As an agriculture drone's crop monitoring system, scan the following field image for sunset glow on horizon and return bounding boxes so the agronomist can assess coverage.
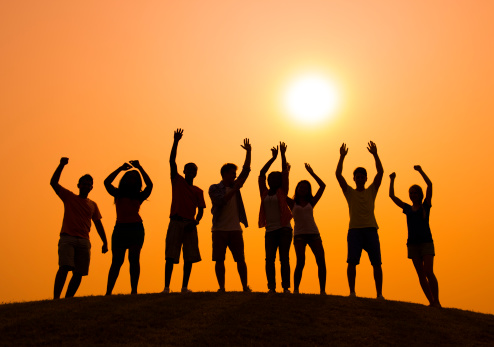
[1,1,494,316]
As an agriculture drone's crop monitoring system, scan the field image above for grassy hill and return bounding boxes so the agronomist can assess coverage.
[1,292,493,346]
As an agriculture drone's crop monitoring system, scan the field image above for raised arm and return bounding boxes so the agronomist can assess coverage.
[170,128,183,180]
[414,165,432,202]
[130,160,153,202]
[306,164,326,207]
[104,163,132,197]
[389,172,405,208]
[258,146,278,196]
[280,142,289,194]
[336,143,348,192]
[236,138,252,186]
[93,219,108,254]
[50,157,69,195]
[367,141,384,190]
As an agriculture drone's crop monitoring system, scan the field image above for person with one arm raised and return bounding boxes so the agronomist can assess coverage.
[50,157,108,299]
[163,128,206,293]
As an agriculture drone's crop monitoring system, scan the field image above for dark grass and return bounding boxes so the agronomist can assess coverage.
[1,292,493,346]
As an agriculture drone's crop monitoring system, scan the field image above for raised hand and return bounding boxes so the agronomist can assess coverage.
[340,143,348,156]
[270,146,279,159]
[280,142,287,155]
[241,138,251,152]
[367,141,378,155]
[389,172,396,179]
[305,163,314,175]
[174,128,184,142]
[60,157,69,166]
[130,160,141,168]
[121,162,133,171]
[414,165,422,172]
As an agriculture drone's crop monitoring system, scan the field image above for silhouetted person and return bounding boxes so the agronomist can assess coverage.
[287,164,327,295]
[209,139,251,292]
[163,129,205,293]
[258,142,293,293]
[336,141,384,299]
[389,166,441,307]
[50,157,108,299]
[105,160,153,295]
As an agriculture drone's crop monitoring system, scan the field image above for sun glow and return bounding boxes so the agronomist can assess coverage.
[283,74,339,124]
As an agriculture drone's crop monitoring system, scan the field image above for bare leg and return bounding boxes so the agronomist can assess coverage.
[372,264,383,297]
[128,246,142,294]
[423,255,440,307]
[308,239,326,294]
[65,273,82,298]
[237,260,248,290]
[164,260,174,289]
[54,267,69,299]
[347,264,357,295]
[182,262,193,289]
[293,240,306,292]
[215,261,225,290]
[412,257,434,305]
[106,248,126,295]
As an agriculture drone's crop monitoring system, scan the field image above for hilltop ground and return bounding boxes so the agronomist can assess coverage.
[1,292,493,346]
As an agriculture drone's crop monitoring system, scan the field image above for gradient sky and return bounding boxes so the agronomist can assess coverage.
[1,1,493,314]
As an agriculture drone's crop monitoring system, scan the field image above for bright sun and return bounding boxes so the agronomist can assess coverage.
[283,74,339,124]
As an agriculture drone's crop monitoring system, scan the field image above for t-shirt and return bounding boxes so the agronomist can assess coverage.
[292,203,319,235]
[58,186,102,240]
[170,174,206,220]
[116,198,142,223]
[212,187,241,231]
[264,194,283,232]
[402,200,433,245]
[344,183,379,230]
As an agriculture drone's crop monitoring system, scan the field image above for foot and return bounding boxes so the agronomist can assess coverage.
[217,288,225,293]
[243,286,252,293]
[283,289,291,294]
[320,291,326,295]
[268,289,276,294]
[162,287,170,294]
[293,289,299,294]
[181,288,192,293]
[348,292,356,298]
[376,294,385,300]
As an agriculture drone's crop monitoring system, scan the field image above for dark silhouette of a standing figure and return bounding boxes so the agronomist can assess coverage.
[389,166,441,307]
[287,164,327,295]
[50,157,108,299]
[336,141,384,299]
[209,139,252,292]
[105,160,153,295]
[258,142,293,293]
[163,129,206,293]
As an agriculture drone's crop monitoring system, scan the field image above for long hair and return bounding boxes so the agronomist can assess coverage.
[293,180,313,205]
[116,170,142,201]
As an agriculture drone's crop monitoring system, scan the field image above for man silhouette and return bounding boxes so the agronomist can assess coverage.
[50,157,108,299]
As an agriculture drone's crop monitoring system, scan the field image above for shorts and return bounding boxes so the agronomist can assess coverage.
[347,227,382,266]
[58,234,91,276]
[112,222,145,250]
[212,230,245,262]
[165,220,201,264]
[407,242,435,259]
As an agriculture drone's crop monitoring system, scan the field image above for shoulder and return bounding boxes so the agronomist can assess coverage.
[402,203,412,213]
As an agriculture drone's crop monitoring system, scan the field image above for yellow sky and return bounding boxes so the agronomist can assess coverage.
[1,1,493,314]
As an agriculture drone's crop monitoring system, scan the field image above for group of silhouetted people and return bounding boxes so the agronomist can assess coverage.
[50,129,440,308]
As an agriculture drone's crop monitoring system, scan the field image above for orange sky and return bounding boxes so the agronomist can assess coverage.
[1,1,493,314]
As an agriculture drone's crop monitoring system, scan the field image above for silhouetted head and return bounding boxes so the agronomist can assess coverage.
[77,174,93,196]
[221,163,238,186]
[183,162,198,180]
[409,184,424,204]
[267,171,282,191]
[294,180,313,205]
[353,167,367,189]
[118,170,142,199]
